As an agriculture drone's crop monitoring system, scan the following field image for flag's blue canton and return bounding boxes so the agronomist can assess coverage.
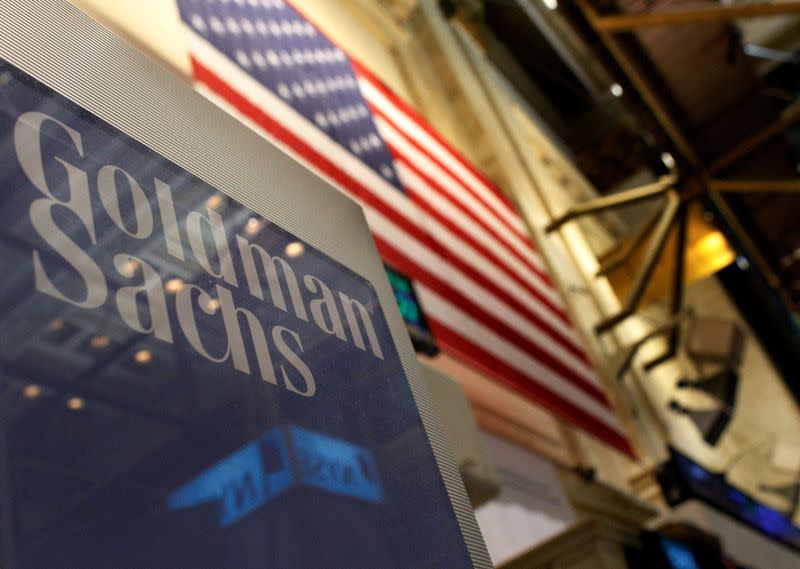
[177,0,404,192]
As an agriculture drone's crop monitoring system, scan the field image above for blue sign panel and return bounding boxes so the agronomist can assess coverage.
[0,59,474,569]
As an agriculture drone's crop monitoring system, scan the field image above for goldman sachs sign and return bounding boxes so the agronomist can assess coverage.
[15,106,385,398]
[0,3,489,568]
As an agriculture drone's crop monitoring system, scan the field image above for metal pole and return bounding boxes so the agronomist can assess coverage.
[596,204,663,277]
[594,3,800,31]
[643,204,688,371]
[710,101,800,173]
[709,179,800,194]
[545,174,677,232]
[707,190,781,288]
[595,191,681,334]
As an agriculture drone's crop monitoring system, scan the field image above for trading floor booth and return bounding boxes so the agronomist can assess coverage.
[0,2,491,569]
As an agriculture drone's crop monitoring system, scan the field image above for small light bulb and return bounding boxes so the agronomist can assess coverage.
[542,0,558,10]
[205,298,221,313]
[119,259,139,278]
[610,83,623,97]
[133,349,153,364]
[90,335,110,349]
[23,384,42,399]
[206,194,224,210]
[67,397,85,411]
[661,151,676,169]
[244,217,262,235]
[165,278,184,294]
[285,242,305,258]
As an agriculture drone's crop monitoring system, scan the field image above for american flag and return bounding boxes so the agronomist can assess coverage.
[175,0,630,454]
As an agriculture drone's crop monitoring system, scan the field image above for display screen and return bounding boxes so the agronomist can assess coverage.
[671,450,800,550]
[0,59,473,569]
[660,537,702,569]
[384,265,437,355]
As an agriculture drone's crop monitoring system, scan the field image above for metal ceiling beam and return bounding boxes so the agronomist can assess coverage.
[595,190,680,334]
[709,179,800,193]
[710,101,800,173]
[643,204,687,371]
[596,205,663,277]
[575,0,703,167]
[574,0,790,303]
[707,190,782,288]
[544,174,677,232]
[594,2,800,32]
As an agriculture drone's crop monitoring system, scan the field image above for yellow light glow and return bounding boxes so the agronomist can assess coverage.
[23,384,42,399]
[695,231,727,255]
[206,194,224,210]
[205,298,220,313]
[133,350,152,364]
[119,258,140,278]
[90,335,111,349]
[165,278,184,294]
[48,318,64,332]
[67,397,85,411]
[244,217,262,235]
[285,242,305,258]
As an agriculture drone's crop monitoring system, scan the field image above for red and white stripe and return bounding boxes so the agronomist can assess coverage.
[183,26,631,454]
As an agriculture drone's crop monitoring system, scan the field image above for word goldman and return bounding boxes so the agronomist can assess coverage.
[14,112,385,397]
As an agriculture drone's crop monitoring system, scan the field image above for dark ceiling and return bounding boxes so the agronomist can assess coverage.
[481,0,800,312]
[482,0,665,191]
[589,0,800,309]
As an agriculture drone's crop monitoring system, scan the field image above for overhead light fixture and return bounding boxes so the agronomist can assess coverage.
[610,83,623,97]
[661,151,676,169]
[542,0,558,10]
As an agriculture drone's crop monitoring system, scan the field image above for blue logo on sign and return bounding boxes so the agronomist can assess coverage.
[168,426,382,527]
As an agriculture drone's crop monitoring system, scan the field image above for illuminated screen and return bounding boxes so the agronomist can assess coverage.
[384,265,437,354]
[670,450,800,550]
[660,537,701,569]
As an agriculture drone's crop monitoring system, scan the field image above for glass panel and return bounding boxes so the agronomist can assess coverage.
[0,59,472,569]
